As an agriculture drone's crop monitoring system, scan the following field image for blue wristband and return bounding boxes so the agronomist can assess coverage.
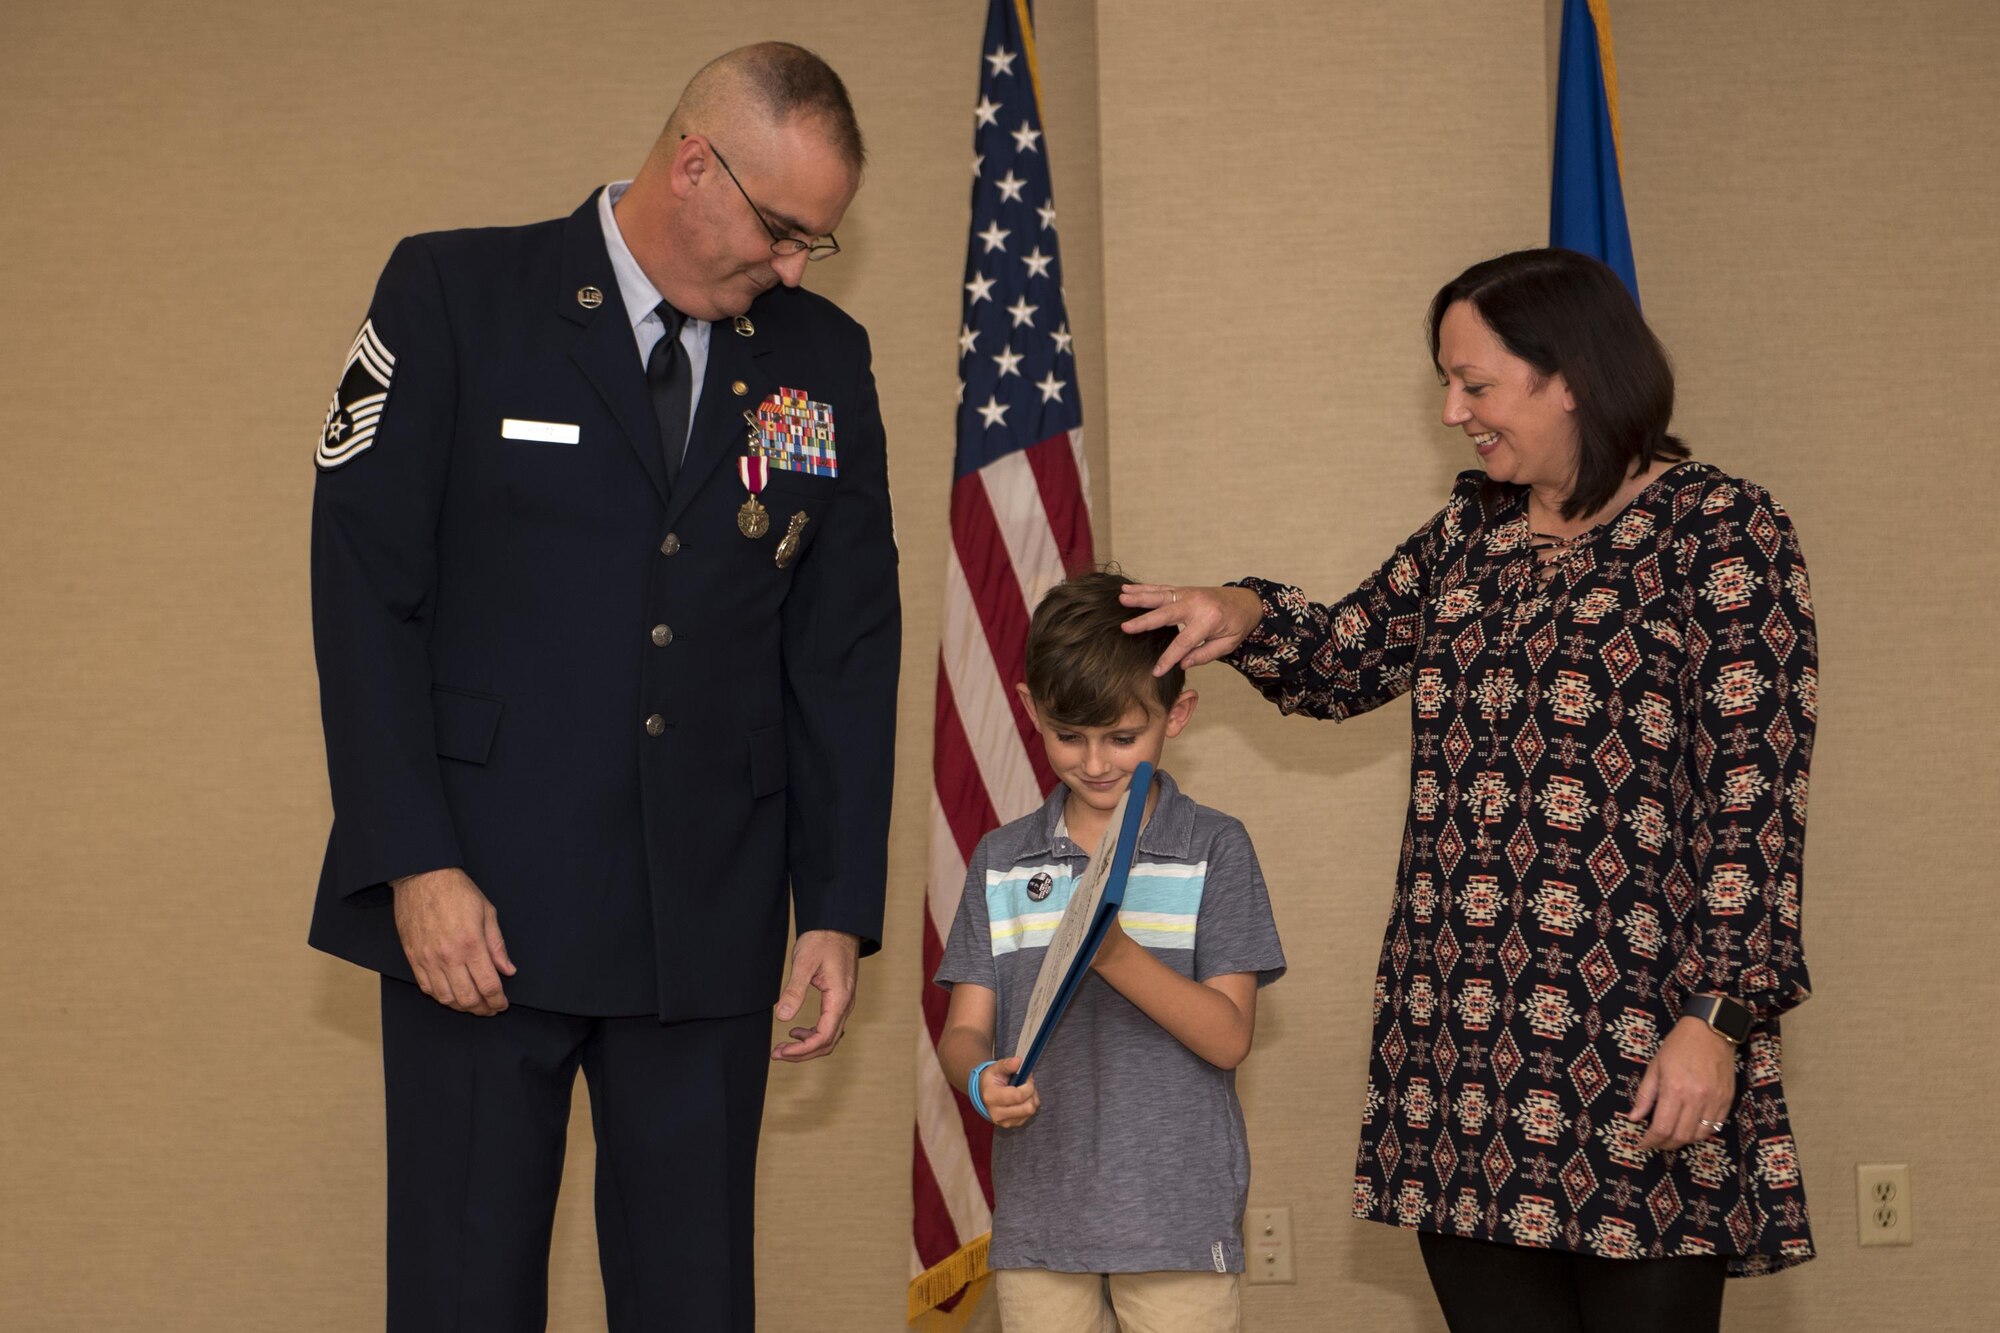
[967,1059,1000,1122]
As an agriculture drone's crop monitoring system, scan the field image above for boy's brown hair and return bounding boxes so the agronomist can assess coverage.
[1023,570,1186,727]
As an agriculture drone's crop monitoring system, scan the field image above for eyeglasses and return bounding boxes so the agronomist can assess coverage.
[689,135,841,261]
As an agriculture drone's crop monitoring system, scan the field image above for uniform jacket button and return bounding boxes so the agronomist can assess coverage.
[650,624,673,647]
[660,533,681,555]
[644,714,665,737]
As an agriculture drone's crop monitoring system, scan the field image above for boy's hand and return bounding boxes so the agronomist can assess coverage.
[980,1056,1041,1129]
[1089,915,1133,974]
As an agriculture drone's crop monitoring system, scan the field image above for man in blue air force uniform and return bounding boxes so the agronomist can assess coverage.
[307,42,899,1332]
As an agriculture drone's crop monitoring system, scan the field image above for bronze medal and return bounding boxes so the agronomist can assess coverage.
[737,414,771,537]
[774,511,809,568]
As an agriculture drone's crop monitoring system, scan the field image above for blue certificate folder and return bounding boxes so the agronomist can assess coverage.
[1010,762,1153,1084]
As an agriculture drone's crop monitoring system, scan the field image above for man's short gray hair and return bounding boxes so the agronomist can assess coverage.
[668,42,866,173]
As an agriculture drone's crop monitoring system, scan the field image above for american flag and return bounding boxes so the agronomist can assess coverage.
[909,0,1093,1321]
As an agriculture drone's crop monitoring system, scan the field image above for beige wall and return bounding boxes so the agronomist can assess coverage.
[1614,4,2000,1325]
[0,3,1106,1328]
[1094,1,2000,1329]
[1094,6,1552,1328]
[1,1,1993,1329]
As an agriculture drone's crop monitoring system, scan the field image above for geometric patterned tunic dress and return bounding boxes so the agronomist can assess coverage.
[1227,463,1817,1274]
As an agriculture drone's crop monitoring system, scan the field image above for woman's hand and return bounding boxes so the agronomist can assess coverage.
[1118,583,1265,675]
[1625,1016,1739,1151]
[979,1055,1041,1129]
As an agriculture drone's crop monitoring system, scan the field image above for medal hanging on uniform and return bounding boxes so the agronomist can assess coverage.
[737,411,770,538]
[738,456,770,537]
[774,511,808,568]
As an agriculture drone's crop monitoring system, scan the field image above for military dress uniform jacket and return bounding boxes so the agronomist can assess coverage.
[307,191,901,1019]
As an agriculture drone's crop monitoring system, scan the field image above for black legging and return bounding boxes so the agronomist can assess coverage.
[1419,1232,1727,1333]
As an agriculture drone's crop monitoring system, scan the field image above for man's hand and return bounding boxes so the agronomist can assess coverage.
[771,929,861,1063]
[391,867,516,1016]
[1626,1015,1739,1151]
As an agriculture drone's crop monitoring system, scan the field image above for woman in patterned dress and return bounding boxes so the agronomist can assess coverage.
[1121,249,1816,1333]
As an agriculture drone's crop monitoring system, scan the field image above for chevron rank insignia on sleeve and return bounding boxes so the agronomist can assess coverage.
[316,319,396,470]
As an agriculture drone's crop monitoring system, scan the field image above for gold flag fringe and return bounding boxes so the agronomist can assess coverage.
[907,1231,992,1328]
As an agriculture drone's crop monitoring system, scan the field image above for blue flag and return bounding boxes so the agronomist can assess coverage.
[1551,0,1639,302]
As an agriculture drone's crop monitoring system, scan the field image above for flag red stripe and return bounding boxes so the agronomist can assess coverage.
[923,673,1005,1191]
[912,1123,964,1272]
[921,909,997,1190]
[949,472,1060,794]
[1023,432,1094,571]
[932,667,1000,868]
[926,667,1008,1161]
[919,8,1089,1301]
[920,909,951,1039]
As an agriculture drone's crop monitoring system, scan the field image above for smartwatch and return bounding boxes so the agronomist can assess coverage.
[1684,993,1753,1045]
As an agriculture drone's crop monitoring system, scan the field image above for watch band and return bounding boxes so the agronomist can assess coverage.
[1685,993,1752,1044]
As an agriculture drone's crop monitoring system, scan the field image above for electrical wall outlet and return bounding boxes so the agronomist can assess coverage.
[1856,1163,1913,1246]
[1245,1205,1294,1284]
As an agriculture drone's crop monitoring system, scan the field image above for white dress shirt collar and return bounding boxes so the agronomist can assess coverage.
[596,182,712,403]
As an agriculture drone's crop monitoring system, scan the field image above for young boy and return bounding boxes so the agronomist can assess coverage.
[935,570,1286,1333]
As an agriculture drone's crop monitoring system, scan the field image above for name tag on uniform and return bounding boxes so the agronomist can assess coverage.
[501,418,581,444]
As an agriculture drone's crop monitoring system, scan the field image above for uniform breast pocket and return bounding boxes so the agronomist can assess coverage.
[763,467,837,503]
[478,407,637,527]
[761,468,837,563]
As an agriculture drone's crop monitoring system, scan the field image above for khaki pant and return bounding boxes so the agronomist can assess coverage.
[994,1268,1242,1333]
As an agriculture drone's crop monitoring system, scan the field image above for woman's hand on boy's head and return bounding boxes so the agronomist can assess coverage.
[982,1056,1041,1129]
[1118,583,1263,674]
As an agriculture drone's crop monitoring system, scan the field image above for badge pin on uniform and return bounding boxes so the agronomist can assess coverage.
[774,512,808,568]
[737,411,770,538]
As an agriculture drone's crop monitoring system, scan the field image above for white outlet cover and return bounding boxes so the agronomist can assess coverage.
[1246,1205,1295,1284]
[1856,1163,1913,1247]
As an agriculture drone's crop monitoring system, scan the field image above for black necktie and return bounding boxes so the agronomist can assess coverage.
[646,302,693,491]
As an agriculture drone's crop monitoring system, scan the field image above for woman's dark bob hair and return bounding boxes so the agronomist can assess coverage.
[1428,248,1687,522]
